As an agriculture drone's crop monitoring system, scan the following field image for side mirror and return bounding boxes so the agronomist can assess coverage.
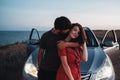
[101,40,114,47]
[28,39,40,45]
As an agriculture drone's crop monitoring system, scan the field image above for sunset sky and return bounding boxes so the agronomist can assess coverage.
[0,0,120,30]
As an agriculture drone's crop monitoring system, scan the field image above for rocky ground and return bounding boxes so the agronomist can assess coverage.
[107,49,120,80]
[0,42,27,80]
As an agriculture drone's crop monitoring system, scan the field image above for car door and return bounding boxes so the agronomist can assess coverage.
[27,28,40,56]
[101,30,119,54]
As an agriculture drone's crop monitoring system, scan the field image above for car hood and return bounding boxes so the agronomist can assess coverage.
[80,47,106,73]
[31,47,107,74]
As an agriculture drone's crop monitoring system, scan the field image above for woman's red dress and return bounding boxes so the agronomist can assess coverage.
[56,47,82,80]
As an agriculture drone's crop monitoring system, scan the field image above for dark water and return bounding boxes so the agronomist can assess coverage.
[0,31,45,45]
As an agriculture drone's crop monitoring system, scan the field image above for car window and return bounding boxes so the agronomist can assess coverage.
[85,28,98,47]
[103,30,116,43]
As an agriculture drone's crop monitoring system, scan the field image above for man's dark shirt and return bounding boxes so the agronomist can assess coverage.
[40,30,65,71]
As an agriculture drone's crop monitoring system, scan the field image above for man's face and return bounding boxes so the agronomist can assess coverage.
[60,29,70,34]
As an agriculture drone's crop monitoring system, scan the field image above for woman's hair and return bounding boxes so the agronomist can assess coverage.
[70,23,87,44]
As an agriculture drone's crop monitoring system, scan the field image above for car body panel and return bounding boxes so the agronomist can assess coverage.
[81,47,106,73]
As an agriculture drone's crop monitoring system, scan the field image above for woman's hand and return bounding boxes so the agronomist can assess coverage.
[69,77,74,80]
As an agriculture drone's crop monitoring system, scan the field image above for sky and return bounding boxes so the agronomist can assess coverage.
[0,0,120,31]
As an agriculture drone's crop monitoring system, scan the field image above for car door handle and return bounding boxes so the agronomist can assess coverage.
[116,45,119,48]
[115,45,119,50]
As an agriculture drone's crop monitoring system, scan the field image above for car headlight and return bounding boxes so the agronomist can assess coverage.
[95,57,114,80]
[24,55,38,78]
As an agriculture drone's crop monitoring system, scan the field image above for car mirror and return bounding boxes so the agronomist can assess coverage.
[101,40,114,47]
[29,39,40,45]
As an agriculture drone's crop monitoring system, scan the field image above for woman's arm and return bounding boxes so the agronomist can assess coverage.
[60,56,74,80]
[37,48,44,69]
[81,42,88,62]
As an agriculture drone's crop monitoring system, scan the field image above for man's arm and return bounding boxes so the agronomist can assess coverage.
[37,48,44,69]
[57,40,80,50]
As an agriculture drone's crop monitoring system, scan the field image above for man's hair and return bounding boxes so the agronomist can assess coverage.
[54,16,71,30]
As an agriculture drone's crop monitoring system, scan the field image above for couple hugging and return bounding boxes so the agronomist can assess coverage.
[37,16,88,80]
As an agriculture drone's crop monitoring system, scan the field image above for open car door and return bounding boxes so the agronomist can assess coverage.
[101,30,119,54]
[27,28,40,56]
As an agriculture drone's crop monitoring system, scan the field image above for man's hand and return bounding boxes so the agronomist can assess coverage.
[57,40,68,50]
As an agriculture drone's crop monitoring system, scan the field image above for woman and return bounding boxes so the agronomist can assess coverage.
[56,23,88,80]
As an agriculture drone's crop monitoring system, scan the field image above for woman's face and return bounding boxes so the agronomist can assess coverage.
[69,26,80,39]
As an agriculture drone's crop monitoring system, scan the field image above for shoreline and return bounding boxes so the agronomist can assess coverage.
[0,41,26,47]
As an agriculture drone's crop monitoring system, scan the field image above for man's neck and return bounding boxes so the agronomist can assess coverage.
[65,35,71,42]
[52,28,60,35]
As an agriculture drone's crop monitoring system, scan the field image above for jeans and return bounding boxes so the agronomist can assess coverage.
[38,68,57,80]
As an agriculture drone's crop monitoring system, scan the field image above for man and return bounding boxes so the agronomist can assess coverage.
[37,16,79,80]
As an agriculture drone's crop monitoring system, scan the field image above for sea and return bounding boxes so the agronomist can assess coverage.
[0,31,45,46]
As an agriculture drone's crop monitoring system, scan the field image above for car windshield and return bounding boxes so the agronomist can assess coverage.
[84,27,98,47]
